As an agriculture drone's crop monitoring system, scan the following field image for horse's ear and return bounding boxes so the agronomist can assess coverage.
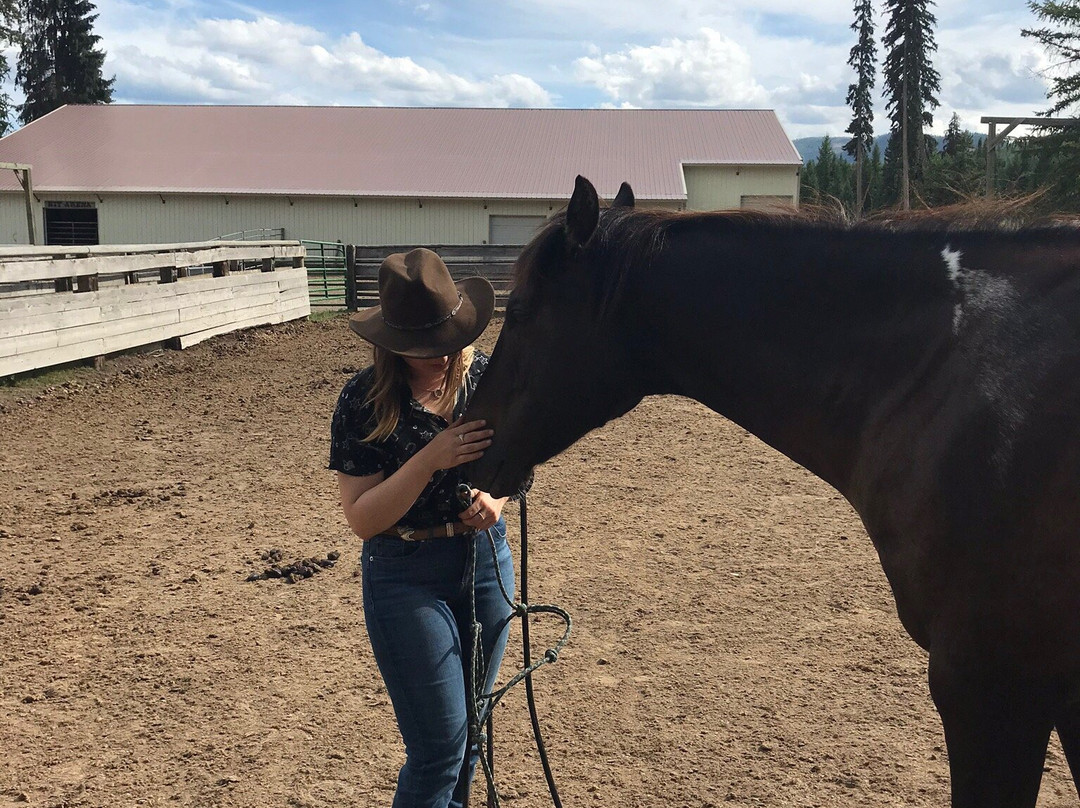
[565,175,600,250]
[612,181,635,208]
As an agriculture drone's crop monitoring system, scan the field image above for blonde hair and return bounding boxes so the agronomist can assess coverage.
[362,345,474,442]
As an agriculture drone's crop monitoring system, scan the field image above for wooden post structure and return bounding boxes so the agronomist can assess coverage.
[1,162,37,244]
[982,116,1080,197]
[345,244,358,311]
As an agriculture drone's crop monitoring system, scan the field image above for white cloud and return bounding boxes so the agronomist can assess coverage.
[574,28,769,108]
[96,3,552,108]
[10,0,1053,143]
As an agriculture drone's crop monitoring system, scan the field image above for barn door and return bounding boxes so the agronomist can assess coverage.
[488,215,545,245]
[44,203,100,245]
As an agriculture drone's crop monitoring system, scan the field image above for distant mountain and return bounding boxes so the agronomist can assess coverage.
[793,132,987,164]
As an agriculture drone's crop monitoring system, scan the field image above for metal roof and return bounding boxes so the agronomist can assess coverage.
[0,105,801,201]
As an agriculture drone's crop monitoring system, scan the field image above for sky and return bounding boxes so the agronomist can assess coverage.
[3,0,1061,140]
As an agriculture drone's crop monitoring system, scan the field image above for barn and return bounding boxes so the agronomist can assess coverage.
[0,105,801,247]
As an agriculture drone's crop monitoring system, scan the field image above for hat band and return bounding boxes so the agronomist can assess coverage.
[382,293,464,331]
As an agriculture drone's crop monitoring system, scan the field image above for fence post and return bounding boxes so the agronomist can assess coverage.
[345,244,358,311]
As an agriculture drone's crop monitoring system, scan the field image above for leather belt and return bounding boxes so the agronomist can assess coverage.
[377,521,474,542]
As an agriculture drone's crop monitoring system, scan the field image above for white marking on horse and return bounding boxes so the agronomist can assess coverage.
[942,243,1032,473]
[944,244,1018,336]
[942,245,963,283]
[942,245,965,332]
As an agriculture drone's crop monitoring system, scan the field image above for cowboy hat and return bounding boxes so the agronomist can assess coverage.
[348,248,495,358]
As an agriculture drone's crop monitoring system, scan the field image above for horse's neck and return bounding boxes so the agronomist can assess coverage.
[632,225,952,492]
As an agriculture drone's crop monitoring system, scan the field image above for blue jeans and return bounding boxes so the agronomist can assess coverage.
[362,519,515,808]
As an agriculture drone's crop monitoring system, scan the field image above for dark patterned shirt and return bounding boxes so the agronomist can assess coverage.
[329,351,490,530]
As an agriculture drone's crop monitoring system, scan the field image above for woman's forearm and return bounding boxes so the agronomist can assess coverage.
[343,452,438,539]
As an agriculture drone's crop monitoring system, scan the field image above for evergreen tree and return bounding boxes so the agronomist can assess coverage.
[16,0,114,126]
[882,0,942,208]
[815,135,839,198]
[802,136,856,210]
[866,141,885,211]
[1022,0,1080,209]
[0,0,19,134]
[801,159,818,202]
[924,112,981,204]
[882,132,903,207]
[941,113,969,157]
[843,0,876,215]
[1023,0,1080,115]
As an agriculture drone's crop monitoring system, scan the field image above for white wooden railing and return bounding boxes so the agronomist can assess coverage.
[0,240,309,377]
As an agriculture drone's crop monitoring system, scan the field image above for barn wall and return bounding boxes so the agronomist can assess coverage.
[0,193,559,246]
[0,192,685,247]
[0,192,46,244]
[683,165,801,211]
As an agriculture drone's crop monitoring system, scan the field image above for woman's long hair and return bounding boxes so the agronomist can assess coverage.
[362,346,474,442]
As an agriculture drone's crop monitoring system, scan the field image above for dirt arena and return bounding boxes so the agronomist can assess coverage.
[0,315,1075,808]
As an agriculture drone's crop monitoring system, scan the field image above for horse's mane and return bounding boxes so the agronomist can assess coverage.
[514,198,1080,313]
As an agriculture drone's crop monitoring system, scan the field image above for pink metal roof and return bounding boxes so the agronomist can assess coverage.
[0,105,801,200]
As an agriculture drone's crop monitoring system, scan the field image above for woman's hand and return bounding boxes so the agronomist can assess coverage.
[458,488,508,531]
[419,418,493,472]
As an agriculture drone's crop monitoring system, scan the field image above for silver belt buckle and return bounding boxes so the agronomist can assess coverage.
[445,522,455,538]
[399,527,417,541]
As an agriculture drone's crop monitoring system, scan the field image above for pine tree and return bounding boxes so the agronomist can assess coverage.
[882,132,903,207]
[16,0,114,126]
[866,142,885,211]
[941,113,967,157]
[815,135,839,199]
[844,0,876,216]
[0,0,19,134]
[801,159,818,202]
[882,0,942,208]
[1022,0,1080,209]
[1023,0,1080,115]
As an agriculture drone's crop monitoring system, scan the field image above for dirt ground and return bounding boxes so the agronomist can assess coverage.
[0,315,1075,808]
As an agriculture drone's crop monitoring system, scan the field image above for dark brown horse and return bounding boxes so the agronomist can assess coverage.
[464,175,1080,807]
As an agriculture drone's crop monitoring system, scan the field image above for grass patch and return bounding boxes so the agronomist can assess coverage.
[308,308,348,323]
[2,363,93,389]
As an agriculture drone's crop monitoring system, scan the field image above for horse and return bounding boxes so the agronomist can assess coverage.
[463,175,1080,807]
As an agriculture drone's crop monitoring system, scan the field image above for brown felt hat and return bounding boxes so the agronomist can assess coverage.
[348,248,495,358]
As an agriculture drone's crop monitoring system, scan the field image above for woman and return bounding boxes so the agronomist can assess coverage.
[329,247,516,808]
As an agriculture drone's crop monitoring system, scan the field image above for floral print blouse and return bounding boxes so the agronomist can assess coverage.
[329,351,492,530]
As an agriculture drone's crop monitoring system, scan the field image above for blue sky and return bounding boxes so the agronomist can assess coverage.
[9,0,1058,139]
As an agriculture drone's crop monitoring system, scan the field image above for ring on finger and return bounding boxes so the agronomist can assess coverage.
[458,434,464,444]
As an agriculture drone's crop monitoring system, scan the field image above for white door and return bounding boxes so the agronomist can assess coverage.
[488,215,546,245]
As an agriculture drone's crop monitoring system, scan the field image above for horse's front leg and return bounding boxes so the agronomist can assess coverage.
[928,651,1057,808]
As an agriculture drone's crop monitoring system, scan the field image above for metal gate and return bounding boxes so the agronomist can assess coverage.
[303,240,348,308]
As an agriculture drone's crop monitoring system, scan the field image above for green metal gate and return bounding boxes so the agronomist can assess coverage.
[303,240,348,309]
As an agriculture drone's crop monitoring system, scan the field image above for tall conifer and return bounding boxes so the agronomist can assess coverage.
[0,0,19,134]
[16,0,113,126]
[1022,0,1080,208]
[1023,0,1080,114]
[882,0,941,208]
[844,0,876,216]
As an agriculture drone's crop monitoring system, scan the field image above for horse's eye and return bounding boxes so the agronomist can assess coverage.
[504,301,527,327]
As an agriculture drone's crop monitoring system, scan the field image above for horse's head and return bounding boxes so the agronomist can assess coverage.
[465,175,643,498]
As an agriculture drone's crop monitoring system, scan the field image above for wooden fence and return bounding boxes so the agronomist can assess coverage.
[0,240,309,377]
[347,245,520,311]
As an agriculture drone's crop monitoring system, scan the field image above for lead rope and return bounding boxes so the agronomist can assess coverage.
[457,485,572,808]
